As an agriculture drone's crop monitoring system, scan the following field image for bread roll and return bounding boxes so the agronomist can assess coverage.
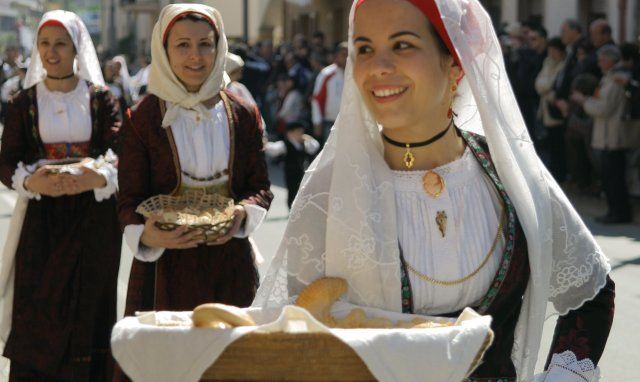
[295,277,348,323]
[192,303,256,328]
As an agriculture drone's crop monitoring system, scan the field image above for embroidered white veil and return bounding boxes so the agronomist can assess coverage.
[23,10,104,89]
[253,1,611,380]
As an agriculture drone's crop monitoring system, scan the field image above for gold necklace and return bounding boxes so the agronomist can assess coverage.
[404,204,506,286]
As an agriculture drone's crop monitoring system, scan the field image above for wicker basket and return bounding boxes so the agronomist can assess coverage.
[136,193,235,243]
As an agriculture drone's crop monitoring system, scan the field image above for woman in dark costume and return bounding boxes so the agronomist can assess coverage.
[0,10,121,381]
[117,3,272,316]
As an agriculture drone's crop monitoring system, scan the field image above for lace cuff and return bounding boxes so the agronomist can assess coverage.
[124,224,165,262]
[87,149,118,202]
[535,351,600,382]
[12,162,41,200]
[234,204,267,238]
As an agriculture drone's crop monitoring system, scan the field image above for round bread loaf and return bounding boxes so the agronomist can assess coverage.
[192,303,256,328]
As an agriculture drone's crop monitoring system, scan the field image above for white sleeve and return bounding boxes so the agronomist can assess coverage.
[86,149,119,202]
[533,352,600,382]
[124,224,165,262]
[303,137,320,155]
[265,140,287,157]
[233,204,267,238]
[12,162,41,200]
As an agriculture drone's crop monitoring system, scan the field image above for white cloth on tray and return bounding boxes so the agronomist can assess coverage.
[111,303,492,382]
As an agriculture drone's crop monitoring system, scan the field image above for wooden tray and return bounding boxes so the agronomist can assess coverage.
[201,332,376,381]
[201,330,494,381]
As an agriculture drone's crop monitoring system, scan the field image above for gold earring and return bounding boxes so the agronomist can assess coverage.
[451,83,457,92]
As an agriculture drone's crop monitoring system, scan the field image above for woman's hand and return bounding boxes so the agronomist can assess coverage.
[207,205,247,246]
[24,166,66,197]
[59,166,107,195]
[140,215,204,249]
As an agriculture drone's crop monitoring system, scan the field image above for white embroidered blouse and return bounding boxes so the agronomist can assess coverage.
[393,147,504,316]
[12,80,118,202]
[394,148,598,381]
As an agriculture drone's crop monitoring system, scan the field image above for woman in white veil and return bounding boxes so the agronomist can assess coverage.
[254,1,614,381]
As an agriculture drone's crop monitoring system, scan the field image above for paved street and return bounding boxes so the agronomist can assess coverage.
[0,162,638,380]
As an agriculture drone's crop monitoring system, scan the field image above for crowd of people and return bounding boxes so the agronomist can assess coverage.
[500,17,640,223]
[4,17,637,223]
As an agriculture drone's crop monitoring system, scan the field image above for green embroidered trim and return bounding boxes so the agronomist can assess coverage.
[460,130,518,314]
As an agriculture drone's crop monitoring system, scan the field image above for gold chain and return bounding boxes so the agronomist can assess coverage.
[405,205,506,286]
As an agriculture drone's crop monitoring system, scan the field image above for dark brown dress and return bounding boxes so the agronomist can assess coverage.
[117,90,272,314]
[0,83,122,381]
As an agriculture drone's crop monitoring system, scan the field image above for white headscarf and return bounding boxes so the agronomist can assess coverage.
[148,3,229,127]
[112,55,131,96]
[253,1,611,381]
[24,10,104,89]
[225,52,244,75]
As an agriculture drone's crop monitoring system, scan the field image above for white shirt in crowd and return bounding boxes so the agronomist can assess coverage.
[311,63,344,126]
[264,137,320,158]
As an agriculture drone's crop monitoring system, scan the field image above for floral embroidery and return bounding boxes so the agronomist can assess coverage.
[43,142,91,159]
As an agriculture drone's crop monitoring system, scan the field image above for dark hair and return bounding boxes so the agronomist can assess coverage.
[564,19,582,34]
[164,12,219,47]
[230,43,249,60]
[572,73,599,96]
[312,31,325,39]
[531,26,548,39]
[547,37,565,52]
[334,41,348,54]
[428,22,450,59]
[576,40,595,54]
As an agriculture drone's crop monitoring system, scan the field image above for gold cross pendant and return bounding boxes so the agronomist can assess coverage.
[403,145,415,169]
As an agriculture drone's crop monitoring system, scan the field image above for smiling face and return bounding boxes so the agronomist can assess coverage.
[353,0,459,131]
[165,18,217,92]
[37,25,76,77]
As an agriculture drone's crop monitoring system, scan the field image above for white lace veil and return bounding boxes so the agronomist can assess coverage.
[253,1,611,380]
[24,10,104,89]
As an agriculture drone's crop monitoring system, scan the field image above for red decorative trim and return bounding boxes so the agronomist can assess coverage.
[40,19,66,30]
[162,11,218,44]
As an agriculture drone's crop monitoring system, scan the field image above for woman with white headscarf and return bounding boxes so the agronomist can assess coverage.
[111,55,132,104]
[117,3,271,322]
[0,10,121,381]
[254,1,614,381]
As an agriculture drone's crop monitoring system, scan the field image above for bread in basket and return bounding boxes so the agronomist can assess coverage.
[135,192,235,243]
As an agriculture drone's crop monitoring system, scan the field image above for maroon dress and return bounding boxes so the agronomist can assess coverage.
[117,90,272,314]
[0,83,122,381]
